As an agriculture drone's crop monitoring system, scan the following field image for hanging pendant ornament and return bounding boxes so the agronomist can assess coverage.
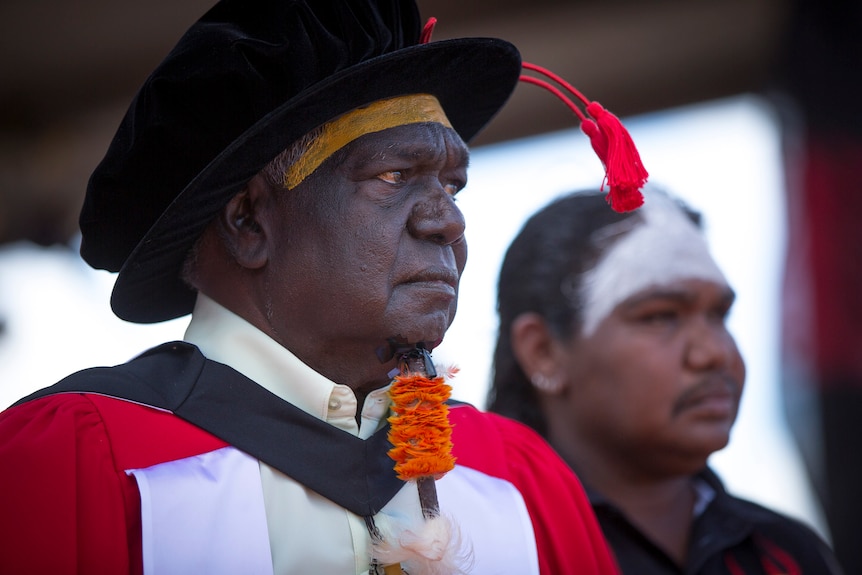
[388,344,455,516]
[371,339,463,574]
[519,62,648,212]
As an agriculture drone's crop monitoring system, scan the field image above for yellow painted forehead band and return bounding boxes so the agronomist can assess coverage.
[283,94,453,190]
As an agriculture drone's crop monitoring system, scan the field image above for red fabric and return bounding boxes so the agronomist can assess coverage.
[449,403,620,575]
[0,394,226,575]
[782,134,862,383]
[1,394,616,574]
[723,553,746,575]
[757,535,802,575]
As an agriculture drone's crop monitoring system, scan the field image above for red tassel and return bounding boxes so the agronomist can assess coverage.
[584,102,647,212]
[520,63,648,213]
[420,17,437,44]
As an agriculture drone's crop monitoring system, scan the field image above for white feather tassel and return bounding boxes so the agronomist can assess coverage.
[371,513,474,575]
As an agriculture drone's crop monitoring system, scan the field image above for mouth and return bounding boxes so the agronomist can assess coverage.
[402,268,459,295]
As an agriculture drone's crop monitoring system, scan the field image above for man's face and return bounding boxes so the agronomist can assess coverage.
[561,278,746,477]
[258,122,469,381]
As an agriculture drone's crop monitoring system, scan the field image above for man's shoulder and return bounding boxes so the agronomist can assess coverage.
[12,341,206,410]
[702,469,843,572]
[448,402,572,481]
[1,342,228,471]
[448,400,546,436]
[723,495,843,572]
[58,340,205,387]
[723,490,829,541]
[703,467,825,537]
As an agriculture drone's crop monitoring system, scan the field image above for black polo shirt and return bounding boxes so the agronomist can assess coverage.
[587,467,844,574]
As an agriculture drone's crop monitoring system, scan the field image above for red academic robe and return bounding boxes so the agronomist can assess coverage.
[0,344,618,574]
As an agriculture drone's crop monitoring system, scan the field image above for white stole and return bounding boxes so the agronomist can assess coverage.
[128,447,273,575]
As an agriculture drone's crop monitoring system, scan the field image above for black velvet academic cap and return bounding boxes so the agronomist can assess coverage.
[79,0,522,323]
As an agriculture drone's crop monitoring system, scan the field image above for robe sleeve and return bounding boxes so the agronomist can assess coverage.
[449,404,620,575]
[0,394,142,575]
[0,391,229,575]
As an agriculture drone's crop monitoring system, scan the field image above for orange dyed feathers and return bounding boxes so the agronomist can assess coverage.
[387,372,456,481]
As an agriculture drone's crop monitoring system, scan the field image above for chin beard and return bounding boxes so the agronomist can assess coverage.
[375,336,445,364]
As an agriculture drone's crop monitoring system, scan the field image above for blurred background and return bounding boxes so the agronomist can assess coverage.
[0,0,792,245]
[2,0,860,571]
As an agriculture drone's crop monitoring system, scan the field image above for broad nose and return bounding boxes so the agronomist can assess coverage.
[685,316,744,373]
[407,184,466,246]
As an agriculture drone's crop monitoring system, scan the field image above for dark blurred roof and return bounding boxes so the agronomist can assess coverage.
[0,0,788,247]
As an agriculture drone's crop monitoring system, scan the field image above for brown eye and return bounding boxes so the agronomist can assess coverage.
[377,170,404,184]
[637,308,679,325]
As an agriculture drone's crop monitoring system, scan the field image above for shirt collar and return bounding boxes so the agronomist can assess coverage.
[183,294,391,437]
[585,467,718,519]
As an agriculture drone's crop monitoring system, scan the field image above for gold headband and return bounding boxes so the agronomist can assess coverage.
[284,94,453,189]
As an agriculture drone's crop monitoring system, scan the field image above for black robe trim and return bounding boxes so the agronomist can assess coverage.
[14,341,404,517]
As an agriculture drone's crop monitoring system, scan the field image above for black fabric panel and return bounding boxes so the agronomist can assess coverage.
[15,341,403,517]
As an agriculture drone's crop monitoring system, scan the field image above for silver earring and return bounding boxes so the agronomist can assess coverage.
[530,373,562,393]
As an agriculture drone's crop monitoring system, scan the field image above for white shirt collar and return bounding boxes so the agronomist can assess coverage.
[183,294,390,438]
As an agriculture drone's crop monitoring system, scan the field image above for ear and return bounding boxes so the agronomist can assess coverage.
[218,174,272,270]
[510,312,566,395]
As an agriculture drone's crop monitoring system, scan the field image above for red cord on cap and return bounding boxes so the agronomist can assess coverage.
[520,62,647,212]
[420,17,437,44]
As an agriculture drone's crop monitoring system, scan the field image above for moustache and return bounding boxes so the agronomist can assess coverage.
[672,373,742,417]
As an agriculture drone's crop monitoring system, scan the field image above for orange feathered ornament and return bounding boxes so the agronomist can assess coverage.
[388,370,456,484]
[373,344,469,575]
[387,345,455,514]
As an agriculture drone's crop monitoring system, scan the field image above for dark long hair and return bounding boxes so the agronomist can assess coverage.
[486,188,700,436]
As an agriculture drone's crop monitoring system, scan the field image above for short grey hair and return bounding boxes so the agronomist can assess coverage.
[181,126,325,288]
[260,126,325,191]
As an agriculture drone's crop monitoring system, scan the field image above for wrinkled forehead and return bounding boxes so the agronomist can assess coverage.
[578,193,729,336]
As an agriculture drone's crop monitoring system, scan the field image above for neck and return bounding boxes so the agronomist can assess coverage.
[549,434,698,566]
[573,448,695,566]
[259,318,400,393]
[605,475,696,566]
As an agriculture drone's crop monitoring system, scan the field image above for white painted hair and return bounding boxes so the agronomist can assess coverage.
[578,188,728,336]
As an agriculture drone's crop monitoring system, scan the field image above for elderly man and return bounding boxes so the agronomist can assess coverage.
[0,1,617,574]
